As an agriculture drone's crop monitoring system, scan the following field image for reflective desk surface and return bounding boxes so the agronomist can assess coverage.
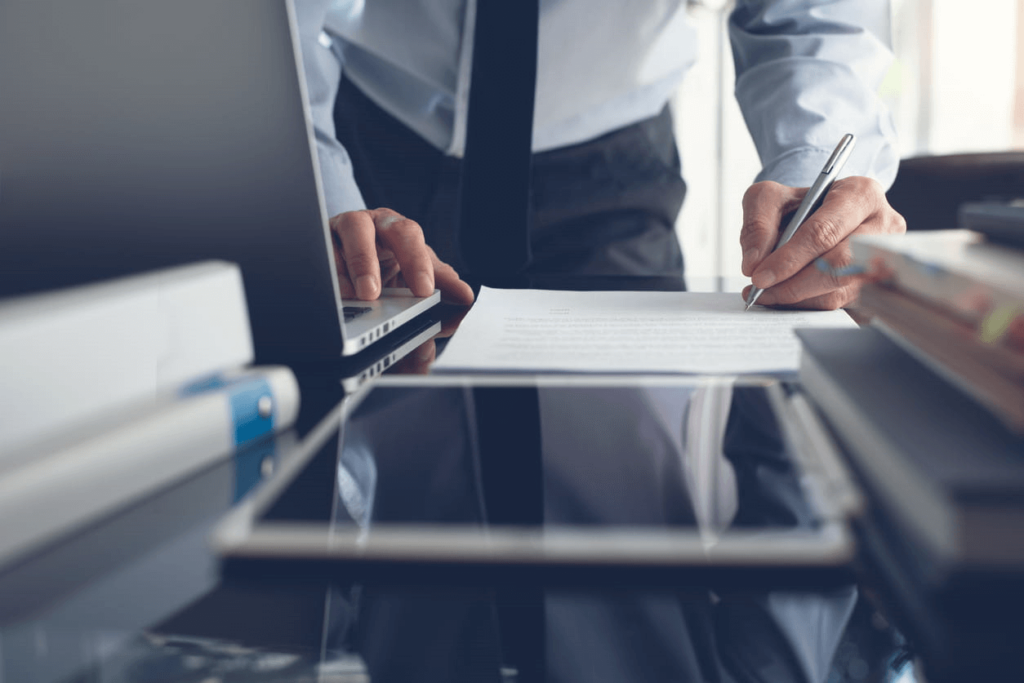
[0,299,1016,683]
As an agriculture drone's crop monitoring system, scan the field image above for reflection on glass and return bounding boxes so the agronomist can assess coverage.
[320,380,857,683]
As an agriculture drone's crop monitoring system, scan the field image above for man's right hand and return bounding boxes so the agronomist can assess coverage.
[328,208,474,305]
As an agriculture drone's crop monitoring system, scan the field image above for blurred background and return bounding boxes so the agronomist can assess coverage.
[674,0,1024,290]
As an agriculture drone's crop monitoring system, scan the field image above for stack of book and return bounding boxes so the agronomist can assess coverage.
[794,228,1024,571]
[0,262,300,567]
[852,229,1024,433]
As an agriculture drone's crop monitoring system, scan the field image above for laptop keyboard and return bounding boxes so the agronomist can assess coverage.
[342,306,372,322]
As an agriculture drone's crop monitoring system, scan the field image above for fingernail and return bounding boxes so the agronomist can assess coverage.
[355,274,379,300]
[755,269,777,288]
[411,271,433,296]
[743,248,760,265]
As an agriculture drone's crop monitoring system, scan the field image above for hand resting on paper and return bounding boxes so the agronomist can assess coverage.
[739,177,906,310]
[328,208,475,305]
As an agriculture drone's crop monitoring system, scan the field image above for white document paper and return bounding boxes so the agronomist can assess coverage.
[433,287,857,375]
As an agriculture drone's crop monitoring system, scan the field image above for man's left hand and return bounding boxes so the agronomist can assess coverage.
[329,208,474,305]
[739,176,906,310]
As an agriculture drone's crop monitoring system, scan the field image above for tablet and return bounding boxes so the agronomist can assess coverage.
[213,375,860,588]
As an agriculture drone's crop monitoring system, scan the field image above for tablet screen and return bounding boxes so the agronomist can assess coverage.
[217,376,854,587]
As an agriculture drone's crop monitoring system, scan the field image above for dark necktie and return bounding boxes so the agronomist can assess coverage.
[458,0,539,286]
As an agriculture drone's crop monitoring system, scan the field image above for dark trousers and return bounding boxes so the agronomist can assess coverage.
[333,78,687,291]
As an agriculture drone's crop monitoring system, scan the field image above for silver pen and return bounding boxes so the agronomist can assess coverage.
[744,133,857,310]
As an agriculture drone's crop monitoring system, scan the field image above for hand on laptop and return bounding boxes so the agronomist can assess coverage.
[739,177,906,310]
[329,208,475,305]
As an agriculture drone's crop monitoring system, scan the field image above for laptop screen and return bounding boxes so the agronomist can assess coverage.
[0,0,346,366]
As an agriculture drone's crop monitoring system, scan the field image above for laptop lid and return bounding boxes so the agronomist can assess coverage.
[0,0,431,366]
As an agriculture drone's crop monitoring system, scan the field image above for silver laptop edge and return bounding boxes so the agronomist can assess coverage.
[283,1,438,357]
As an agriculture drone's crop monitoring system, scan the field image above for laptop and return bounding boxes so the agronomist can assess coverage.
[0,0,439,371]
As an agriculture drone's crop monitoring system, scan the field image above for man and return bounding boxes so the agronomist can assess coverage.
[295,0,906,309]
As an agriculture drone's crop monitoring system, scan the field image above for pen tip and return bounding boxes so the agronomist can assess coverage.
[745,288,762,310]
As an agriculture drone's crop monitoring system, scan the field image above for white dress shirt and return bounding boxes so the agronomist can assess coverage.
[296,0,899,218]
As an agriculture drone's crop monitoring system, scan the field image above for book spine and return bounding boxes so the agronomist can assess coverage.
[0,366,299,567]
[850,237,1024,351]
[873,318,1024,433]
[857,285,1024,433]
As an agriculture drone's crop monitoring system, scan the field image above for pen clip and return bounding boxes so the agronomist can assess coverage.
[821,134,856,175]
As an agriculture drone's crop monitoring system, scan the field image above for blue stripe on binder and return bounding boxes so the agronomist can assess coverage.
[228,378,274,446]
[178,373,276,446]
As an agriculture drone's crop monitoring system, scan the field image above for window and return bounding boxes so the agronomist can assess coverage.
[674,0,1024,290]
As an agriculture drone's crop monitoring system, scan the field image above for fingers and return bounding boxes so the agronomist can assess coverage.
[741,176,906,310]
[749,177,882,291]
[367,209,435,297]
[330,208,475,305]
[366,209,474,304]
[330,211,382,300]
[741,242,869,310]
[740,182,807,277]
[741,282,861,311]
[432,256,475,305]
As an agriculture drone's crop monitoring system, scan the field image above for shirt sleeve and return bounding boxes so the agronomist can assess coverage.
[729,0,900,190]
[292,0,367,216]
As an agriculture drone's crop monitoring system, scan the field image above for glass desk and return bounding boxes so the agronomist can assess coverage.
[0,302,939,683]
[0,373,923,683]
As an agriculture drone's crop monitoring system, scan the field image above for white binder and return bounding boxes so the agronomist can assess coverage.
[0,365,300,567]
[0,261,254,456]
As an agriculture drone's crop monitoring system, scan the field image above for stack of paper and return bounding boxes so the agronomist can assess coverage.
[433,287,857,375]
